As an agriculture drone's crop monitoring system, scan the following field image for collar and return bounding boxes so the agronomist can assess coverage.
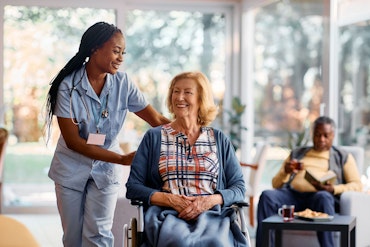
[78,66,113,100]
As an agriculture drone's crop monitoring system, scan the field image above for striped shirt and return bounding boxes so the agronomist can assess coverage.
[159,124,219,196]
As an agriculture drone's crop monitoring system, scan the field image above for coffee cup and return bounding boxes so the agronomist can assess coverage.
[278,204,295,222]
[293,161,303,170]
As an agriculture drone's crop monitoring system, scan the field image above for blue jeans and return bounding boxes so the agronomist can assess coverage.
[255,187,335,247]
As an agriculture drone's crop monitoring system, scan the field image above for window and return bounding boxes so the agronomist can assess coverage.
[119,9,227,152]
[2,6,115,212]
[251,1,325,148]
[338,20,370,175]
[1,2,232,212]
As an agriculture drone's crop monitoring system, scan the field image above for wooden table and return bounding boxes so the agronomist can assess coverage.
[261,215,356,247]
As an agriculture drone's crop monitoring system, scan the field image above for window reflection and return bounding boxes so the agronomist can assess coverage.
[2,6,228,211]
[253,1,324,147]
[3,6,115,211]
[120,9,226,152]
[339,21,370,158]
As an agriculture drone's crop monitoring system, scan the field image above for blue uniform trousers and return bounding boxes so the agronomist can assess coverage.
[55,178,119,247]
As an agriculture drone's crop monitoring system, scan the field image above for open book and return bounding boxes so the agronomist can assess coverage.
[304,170,337,185]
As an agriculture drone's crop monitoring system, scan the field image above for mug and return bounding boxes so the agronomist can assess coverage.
[294,161,303,170]
[278,204,295,222]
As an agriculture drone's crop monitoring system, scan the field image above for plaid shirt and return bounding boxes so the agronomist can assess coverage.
[159,124,219,196]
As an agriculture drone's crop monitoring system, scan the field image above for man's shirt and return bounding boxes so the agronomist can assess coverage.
[272,149,362,195]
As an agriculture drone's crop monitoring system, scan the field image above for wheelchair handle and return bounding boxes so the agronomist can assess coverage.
[234,201,249,207]
[131,200,144,206]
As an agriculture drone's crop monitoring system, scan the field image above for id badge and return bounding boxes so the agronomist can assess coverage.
[87,133,106,146]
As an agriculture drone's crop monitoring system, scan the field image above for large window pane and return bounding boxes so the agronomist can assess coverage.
[2,6,228,212]
[253,1,324,148]
[338,20,370,175]
[117,9,227,153]
[3,6,115,212]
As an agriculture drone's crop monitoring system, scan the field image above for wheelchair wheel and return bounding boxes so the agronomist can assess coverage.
[129,218,138,247]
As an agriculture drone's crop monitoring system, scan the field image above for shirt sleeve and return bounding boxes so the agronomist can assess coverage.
[125,127,162,206]
[54,80,73,118]
[272,156,291,188]
[126,75,149,113]
[333,153,363,195]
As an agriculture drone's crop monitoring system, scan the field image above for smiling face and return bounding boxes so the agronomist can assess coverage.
[90,32,125,74]
[171,78,200,121]
[313,123,335,151]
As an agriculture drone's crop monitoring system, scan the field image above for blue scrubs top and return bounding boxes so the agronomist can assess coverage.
[48,66,148,191]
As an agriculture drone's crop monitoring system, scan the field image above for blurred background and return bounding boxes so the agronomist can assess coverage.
[0,0,369,217]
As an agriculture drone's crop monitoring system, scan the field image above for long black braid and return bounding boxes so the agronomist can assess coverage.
[44,22,122,141]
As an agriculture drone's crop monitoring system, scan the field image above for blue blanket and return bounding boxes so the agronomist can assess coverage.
[142,205,249,247]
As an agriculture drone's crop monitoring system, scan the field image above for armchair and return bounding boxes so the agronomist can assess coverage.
[281,146,370,247]
[0,215,40,247]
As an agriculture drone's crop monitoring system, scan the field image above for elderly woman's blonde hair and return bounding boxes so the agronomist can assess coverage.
[166,71,219,126]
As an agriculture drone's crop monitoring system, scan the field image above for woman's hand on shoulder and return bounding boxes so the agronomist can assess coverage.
[135,105,171,127]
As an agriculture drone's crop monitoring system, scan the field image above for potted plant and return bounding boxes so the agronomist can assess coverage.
[224,96,247,151]
[287,118,310,150]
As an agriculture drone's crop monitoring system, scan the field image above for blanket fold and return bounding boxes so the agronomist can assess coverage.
[143,205,249,247]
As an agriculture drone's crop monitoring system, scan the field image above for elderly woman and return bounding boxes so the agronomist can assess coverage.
[126,71,248,247]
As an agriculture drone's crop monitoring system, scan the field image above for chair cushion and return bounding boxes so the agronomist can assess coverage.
[0,215,39,247]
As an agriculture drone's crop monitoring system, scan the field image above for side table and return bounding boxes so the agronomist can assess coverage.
[261,215,356,247]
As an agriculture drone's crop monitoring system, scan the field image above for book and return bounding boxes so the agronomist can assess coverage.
[304,170,337,185]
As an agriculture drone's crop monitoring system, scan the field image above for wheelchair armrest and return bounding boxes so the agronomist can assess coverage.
[233,201,249,208]
[131,200,144,206]
[231,201,251,246]
[130,200,144,233]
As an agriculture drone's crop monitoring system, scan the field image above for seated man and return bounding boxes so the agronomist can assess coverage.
[256,116,362,247]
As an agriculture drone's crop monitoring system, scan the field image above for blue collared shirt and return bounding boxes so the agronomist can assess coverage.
[49,66,148,191]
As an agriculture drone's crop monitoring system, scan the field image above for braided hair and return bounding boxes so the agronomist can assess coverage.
[44,22,122,140]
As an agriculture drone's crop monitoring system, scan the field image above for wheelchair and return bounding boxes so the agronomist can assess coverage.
[123,200,251,247]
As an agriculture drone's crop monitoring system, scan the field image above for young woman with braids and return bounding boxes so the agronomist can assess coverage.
[45,22,170,246]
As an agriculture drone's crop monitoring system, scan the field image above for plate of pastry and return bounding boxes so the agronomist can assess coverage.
[294,208,334,222]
